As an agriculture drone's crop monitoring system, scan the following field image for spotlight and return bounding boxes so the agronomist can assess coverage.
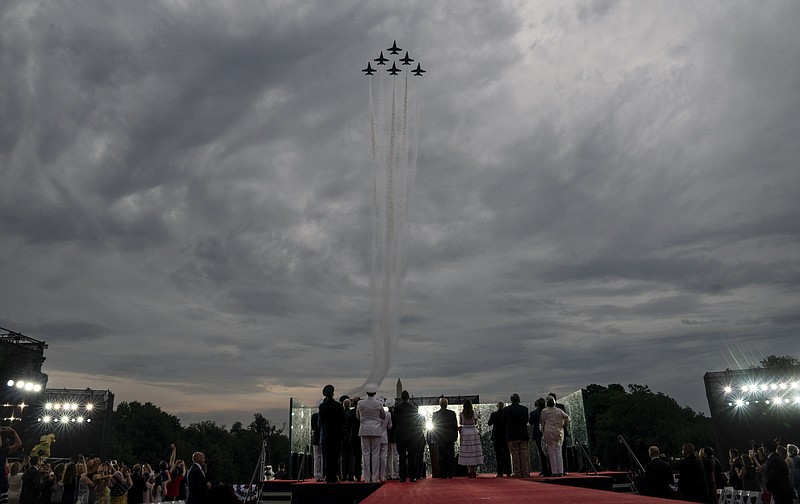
[70,417,76,423]
[792,382,799,390]
[61,415,69,423]
[43,415,51,423]
[54,404,62,410]
[77,416,84,423]
[71,403,78,411]
[779,383,787,390]
[735,399,744,407]
[45,403,53,410]
[723,386,732,394]
[772,397,782,406]
[33,384,42,392]
[794,396,800,404]
[24,382,33,391]
[6,380,13,387]
[16,381,25,389]
[765,400,771,405]
[770,383,778,390]
[86,418,92,423]
[85,404,94,411]
[425,420,434,431]
[741,385,750,393]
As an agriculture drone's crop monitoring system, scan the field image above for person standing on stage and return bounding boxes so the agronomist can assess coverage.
[357,384,386,483]
[318,384,346,483]
[529,398,550,476]
[393,391,422,482]
[431,397,458,479]
[504,394,530,478]
[488,401,511,477]
[458,400,484,478]
[540,396,570,477]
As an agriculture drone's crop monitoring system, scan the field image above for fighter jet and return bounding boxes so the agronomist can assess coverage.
[374,52,388,65]
[399,51,414,65]
[387,62,401,75]
[387,40,402,55]
[362,63,376,76]
[412,63,426,76]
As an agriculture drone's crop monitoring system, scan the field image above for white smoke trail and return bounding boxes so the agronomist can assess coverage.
[360,62,420,393]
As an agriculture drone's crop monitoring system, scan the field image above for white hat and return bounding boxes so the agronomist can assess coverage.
[385,397,396,407]
[365,384,378,394]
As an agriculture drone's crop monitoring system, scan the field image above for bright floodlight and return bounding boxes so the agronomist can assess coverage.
[792,382,799,389]
[770,383,778,390]
[33,384,42,392]
[86,418,92,423]
[6,379,14,387]
[86,404,94,411]
[723,386,732,394]
[773,397,783,405]
[43,415,51,423]
[77,416,84,423]
[54,403,62,410]
[16,381,25,389]
[45,402,53,410]
[24,382,33,391]
[71,403,79,410]
[779,383,787,390]
[735,399,744,407]
[60,415,69,423]
[425,420,434,431]
[794,396,800,404]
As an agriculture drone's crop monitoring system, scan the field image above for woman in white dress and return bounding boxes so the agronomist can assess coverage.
[458,400,484,478]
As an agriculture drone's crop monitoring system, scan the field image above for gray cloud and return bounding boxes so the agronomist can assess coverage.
[2,0,799,427]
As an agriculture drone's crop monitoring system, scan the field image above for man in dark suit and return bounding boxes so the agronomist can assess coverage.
[186,451,209,504]
[504,393,530,478]
[393,390,423,482]
[644,446,674,498]
[763,438,794,504]
[19,456,42,504]
[318,384,346,483]
[529,398,550,476]
[431,397,458,478]
[489,401,511,477]
[677,443,711,503]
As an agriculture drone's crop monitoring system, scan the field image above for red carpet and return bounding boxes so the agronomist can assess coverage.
[362,475,687,504]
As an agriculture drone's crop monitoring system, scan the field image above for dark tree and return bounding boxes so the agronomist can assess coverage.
[759,355,800,368]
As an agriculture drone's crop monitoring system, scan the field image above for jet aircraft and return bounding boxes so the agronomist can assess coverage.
[400,51,414,65]
[388,41,402,55]
[387,62,401,75]
[374,52,388,65]
[362,63,376,76]
[412,63,426,76]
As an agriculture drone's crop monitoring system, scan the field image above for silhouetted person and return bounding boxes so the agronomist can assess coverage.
[318,384,346,483]
[393,390,422,482]
[490,401,511,477]
[677,443,711,503]
[431,397,458,479]
[504,394,530,478]
[763,438,794,504]
[644,446,674,498]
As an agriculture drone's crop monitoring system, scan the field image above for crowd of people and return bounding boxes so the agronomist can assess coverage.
[644,438,800,504]
[1,428,213,504]
[307,385,571,485]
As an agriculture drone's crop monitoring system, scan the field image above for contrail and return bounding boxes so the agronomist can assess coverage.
[358,43,423,396]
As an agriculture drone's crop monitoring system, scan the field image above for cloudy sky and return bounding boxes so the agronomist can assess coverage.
[2,0,798,429]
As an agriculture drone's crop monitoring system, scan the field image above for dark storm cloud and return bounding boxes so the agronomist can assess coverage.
[1,0,798,426]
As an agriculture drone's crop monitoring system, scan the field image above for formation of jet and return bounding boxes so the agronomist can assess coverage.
[363,42,425,77]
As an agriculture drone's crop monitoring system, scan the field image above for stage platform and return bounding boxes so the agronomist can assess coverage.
[261,472,686,504]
